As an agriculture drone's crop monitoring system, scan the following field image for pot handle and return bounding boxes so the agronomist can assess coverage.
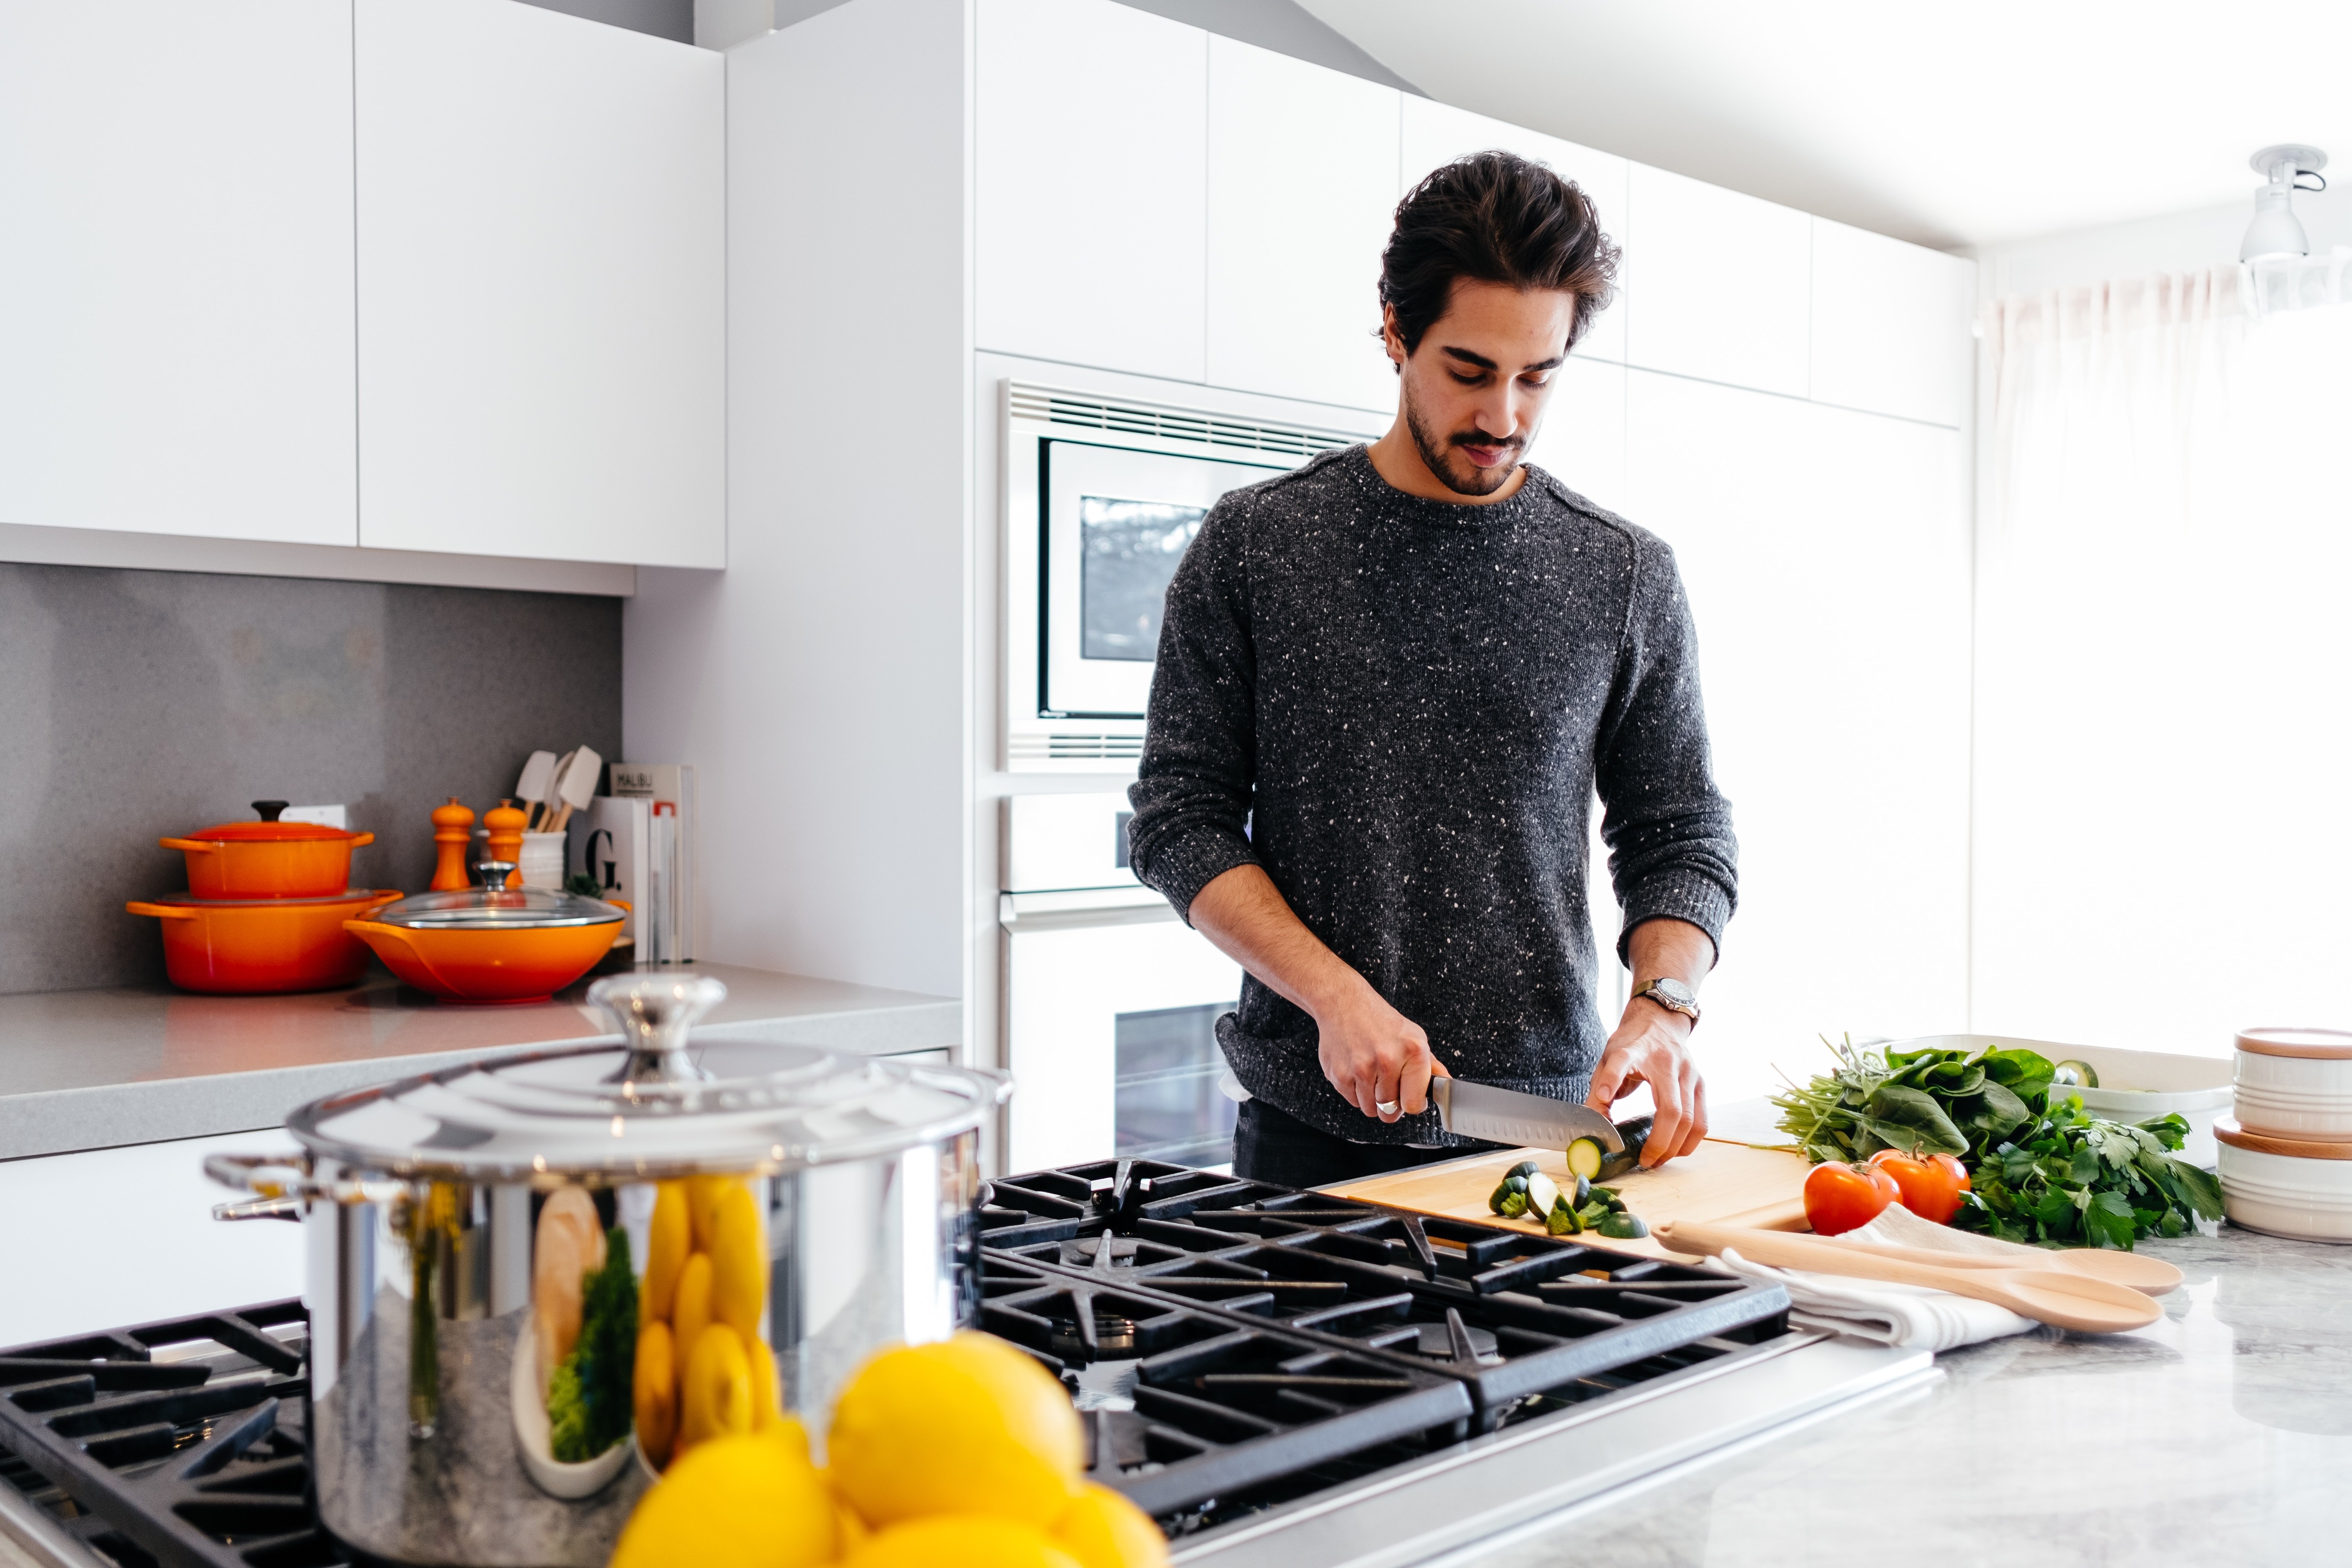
[125,900,198,920]
[214,1196,305,1223]
[204,1151,405,1210]
[343,920,453,989]
[158,837,219,854]
[348,831,376,849]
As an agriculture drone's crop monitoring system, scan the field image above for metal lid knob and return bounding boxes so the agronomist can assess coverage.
[590,973,729,1087]
[469,859,518,888]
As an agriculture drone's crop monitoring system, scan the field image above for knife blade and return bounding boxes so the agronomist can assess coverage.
[1428,1078,1624,1152]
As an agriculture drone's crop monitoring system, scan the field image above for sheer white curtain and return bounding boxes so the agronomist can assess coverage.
[1974,255,2352,1056]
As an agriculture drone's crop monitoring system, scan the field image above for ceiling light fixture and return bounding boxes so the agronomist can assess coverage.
[2241,144,2328,262]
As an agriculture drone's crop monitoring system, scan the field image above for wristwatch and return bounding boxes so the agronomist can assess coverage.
[1630,976,1701,1027]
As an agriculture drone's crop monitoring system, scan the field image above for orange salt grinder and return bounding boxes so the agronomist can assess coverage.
[430,798,475,892]
[483,798,527,889]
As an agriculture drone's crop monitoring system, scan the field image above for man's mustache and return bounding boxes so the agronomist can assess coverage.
[1447,432,1522,454]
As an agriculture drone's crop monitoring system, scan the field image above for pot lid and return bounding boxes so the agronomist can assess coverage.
[2236,1027,2352,1060]
[284,975,1005,1179]
[365,862,624,929]
[187,800,367,843]
[146,887,398,910]
[2215,1116,2352,1159]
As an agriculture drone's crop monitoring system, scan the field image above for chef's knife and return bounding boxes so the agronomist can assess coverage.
[1428,1077,1624,1151]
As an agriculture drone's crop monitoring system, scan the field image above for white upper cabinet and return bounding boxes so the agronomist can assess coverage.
[1622,165,1811,399]
[1810,218,1976,428]
[977,0,1208,383]
[1397,99,1628,366]
[1206,38,1400,415]
[1525,357,1626,514]
[0,1,357,546]
[354,0,724,568]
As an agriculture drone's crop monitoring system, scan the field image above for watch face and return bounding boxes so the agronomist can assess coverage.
[1651,978,1695,1005]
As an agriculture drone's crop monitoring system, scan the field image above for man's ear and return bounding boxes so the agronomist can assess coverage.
[1380,303,1407,372]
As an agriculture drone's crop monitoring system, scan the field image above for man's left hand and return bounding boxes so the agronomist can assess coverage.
[1583,1002,1706,1165]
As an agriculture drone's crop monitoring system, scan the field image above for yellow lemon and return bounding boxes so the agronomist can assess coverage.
[610,1431,835,1568]
[1053,1484,1168,1568]
[846,1516,1081,1568]
[680,1323,754,1451]
[672,1252,714,1375]
[711,1179,768,1341]
[633,1319,678,1469]
[818,1465,871,1554]
[745,1332,784,1432]
[641,1180,690,1326]
[687,1173,751,1253]
[829,1331,1083,1529]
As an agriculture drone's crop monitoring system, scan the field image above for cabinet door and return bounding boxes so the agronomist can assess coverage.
[1622,371,1969,1101]
[1810,218,1976,427]
[355,0,724,567]
[0,1,356,545]
[1397,98,1628,366]
[1206,38,1400,415]
[1622,165,1811,399]
[1525,356,1625,514]
[977,0,1207,382]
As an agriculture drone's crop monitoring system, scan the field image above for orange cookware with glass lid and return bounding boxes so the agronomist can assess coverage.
[162,800,375,900]
[343,862,626,1004]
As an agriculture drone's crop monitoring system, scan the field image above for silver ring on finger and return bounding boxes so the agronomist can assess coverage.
[1375,1099,1400,1116]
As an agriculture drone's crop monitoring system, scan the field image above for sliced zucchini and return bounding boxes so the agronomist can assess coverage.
[1487,1180,1513,1216]
[1595,1212,1650,1240]
[1544,1196,1582,1236]
[1523,1171,1563,1219]
[2052,1059,2100,1089]
[1564,1138,1606,1182]
[1506,1158,1543,1180]
[1590,1186,1628,1213]
[1497,1190,1530,1219]
[1597,1117,1653,1181]
[1575,1201,1610,1229]
[1568,1173,1592,1209]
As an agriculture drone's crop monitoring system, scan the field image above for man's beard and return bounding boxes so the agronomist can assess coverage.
[1403,383,1524,498]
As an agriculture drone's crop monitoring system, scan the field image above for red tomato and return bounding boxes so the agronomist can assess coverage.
[1802,1160,1900,1236]
[1867,1148,1971,1224]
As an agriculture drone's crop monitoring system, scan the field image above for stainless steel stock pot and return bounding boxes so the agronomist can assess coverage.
[207,974,1005,1567]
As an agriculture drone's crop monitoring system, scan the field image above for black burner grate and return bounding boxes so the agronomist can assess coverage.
[0,1301,341,1568]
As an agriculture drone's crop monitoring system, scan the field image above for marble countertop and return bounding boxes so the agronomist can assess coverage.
[0,962,959,1159]
[1472,1223,2352,1564]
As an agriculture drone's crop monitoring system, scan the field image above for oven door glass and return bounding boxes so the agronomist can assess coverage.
[1114,1001,1241,1167]
[1042,440,1284,717]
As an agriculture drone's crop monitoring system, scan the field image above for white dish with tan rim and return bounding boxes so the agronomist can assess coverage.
[2233,1027,2352,1142]
[2215,1116,2352,1243]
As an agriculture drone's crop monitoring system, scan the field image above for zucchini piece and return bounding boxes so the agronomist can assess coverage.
[1523,1171,1562,1219]
[1568,1173,1592,1208]
[1589,1185,1628,1213]
[1506,1158,1543,1180]
[1564,1138,1606,1182]
[1506,1175,1529,1193]
[1487,1180,1513,1216]
[2052,1059,2100,1089]
[1575,1201,1610,1229]
[1595,1212,1650,1240]
[1596,1117,1653,1181]
[1497,1190,1530,1219]
[1544,1196,1582,1236]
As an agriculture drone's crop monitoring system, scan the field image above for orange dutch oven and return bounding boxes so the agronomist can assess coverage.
[343,862,627,1005]
[163,800,374,900]
[126,889,401,994]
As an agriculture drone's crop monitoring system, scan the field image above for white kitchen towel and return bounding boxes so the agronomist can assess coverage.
[1705,1205,2041,1352]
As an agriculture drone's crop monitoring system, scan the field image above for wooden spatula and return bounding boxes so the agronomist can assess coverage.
[1823,1235,2183,1296]
[1659,1220,2163,1334]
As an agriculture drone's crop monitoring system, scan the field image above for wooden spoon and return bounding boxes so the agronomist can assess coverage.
[1659,1220,2163,1334]
[1824,1235,2182,1296]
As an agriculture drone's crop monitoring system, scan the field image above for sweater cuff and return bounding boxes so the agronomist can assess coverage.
[1618,870,1733,965]
[1137,821,1259,927]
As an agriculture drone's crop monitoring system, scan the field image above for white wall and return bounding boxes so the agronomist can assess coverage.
[624,0,972,1002]
[1970,183,2352,302]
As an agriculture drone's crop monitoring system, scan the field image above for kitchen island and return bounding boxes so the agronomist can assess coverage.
[1460,1224,2349,1565]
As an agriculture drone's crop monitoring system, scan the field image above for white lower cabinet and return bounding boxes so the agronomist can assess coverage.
[0,1131,306,1348]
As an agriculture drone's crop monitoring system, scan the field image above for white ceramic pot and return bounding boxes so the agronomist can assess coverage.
[2216,1138,2352,1243]
[2233,1027,2352,1142]
[519,830,570,891]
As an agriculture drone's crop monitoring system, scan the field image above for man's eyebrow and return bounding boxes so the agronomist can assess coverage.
[1440,345,1564,374]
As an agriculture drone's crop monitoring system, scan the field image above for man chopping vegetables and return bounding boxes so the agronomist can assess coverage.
[1125,152,1737,1189]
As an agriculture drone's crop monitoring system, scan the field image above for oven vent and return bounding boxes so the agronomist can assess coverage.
[1011,730,1145,762]
[1009,382,1372,460]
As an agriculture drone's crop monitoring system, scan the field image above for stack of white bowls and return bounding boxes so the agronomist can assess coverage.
[2217,1027,2352,1242]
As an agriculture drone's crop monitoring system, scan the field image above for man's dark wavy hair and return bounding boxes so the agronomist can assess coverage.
[1378,151,1620,359]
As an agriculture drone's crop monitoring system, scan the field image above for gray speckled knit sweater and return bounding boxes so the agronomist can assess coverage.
[1126,445,1737,1146]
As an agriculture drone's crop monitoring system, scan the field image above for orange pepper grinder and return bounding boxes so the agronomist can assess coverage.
[483,798,527,889]
[430,797,475,891]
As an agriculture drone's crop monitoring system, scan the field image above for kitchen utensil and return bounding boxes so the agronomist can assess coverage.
[430,797,476,892]
[1428,1077,1622,1152]
[2233,1027,2352,1143]
[127,889,400,993]
[514,750,559,831]
[1814,1233,2182,1296]
[1657,1220,2162,1333]
[2215,1131,2352,1242]
[544,746,603,835]
[343,862,625,1004]
[517,830,567,891]
[160,801,374,901]
[482,799,527,889]
[204,973,1011,1567]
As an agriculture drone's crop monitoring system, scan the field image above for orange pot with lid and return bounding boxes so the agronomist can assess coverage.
[343,862,627,1004]
[163,800,374,900]
[127,889,401,993]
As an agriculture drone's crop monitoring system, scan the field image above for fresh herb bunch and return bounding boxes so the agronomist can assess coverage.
[548,1225,638,1463]
[1771,1038,2223,1249]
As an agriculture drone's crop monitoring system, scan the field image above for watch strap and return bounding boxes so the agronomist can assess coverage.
[1630,978,1701,1027]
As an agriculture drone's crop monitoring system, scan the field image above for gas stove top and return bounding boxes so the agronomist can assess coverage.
[0,1161,1931,1568]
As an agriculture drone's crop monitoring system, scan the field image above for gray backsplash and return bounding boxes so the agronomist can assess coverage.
[0,564,621,995]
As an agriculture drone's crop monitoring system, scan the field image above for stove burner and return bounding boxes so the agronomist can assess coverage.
[1051,1311,1140,1359]
[1413,1318,1500,1363]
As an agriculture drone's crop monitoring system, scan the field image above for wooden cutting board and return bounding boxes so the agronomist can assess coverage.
[1323,1138,1814,1260]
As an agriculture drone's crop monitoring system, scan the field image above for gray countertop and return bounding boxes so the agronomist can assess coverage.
[1468,1223,2352,1564]
[0,962,960,1160]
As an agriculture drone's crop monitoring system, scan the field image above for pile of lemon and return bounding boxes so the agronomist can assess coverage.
[633,1176,780,1463]
[612,1330,1166,1568]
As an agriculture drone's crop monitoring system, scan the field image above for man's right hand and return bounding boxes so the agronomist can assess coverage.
[1314,986,1450,1124]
